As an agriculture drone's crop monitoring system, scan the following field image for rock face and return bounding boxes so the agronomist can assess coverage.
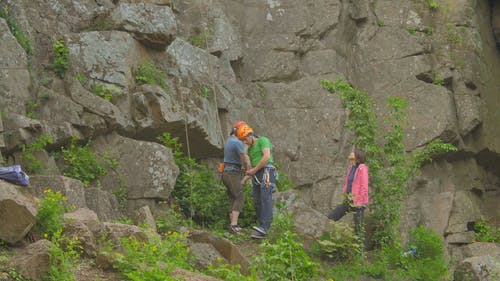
[0,181,37,244]
[92,132,179,201]
[9,239,52,281]
[0,0,499,275]
[108,3,177,49]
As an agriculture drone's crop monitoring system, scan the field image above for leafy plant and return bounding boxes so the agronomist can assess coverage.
[377,19,385,27]
[406,26,417,35]
[43,229,81,281]
[252,210,319,281]
[20,134,54,173]
[159,132,232,229]
[8,268,31,281]
[200,85,212,98]
[205,258,256,281]
[425,0,441,10]
[53,39,69,78]
[135,61,169,92]
[39,77,53,87]
[34,189,68,239]
[59,137,108,187]
[189,31,211,48]
[314,222,364,261]
[473,220,500,242]
[25,100,39,119]
[92,83,120,102]
[38,91,53,100]
[322,78,457,247]
[112,231,191,280]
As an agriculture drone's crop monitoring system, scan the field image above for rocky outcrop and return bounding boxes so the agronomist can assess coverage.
[454,255,500,281]
[29,175,87,209]
[92,132,179,201]
[84,187,122,222]
[132,205,157,232]
[0,181,37,244]
[0,18,31,115]
[9,239,52,281]
[108,3,177,49]
[188,230,250,273]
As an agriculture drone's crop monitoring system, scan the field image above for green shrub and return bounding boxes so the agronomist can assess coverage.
[112,230,191,280]
[252,211,319,281]
[34,189,68,239]
[135,61,169,91]
[20,134,54,173]
[322,78,457,247]
[59,137,108,187]
[43,229,81,281]
[25,100,39,119]
[403,226,450,281]
[53,40,69,78]
[425,0,441,10]
[473,220,500,242]
[205,258,256,281]
[92,83,120,101]
[189,31,210,48]
[315,222,364,261]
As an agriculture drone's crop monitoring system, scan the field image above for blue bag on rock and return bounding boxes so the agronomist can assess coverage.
[0,165,30,186]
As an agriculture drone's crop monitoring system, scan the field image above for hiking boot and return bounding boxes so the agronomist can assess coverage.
[229,225,242,234]
[251,231,267,239]
[252,226,267,235]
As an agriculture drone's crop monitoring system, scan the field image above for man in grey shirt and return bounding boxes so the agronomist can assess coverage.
[222,121,249,234]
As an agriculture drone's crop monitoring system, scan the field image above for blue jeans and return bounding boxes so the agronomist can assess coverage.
[252,166,276,230]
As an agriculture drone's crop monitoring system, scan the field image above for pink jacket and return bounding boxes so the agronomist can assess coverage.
[343,164,369,206]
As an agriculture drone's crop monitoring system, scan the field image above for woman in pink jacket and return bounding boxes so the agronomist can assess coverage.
[328,148,369,235]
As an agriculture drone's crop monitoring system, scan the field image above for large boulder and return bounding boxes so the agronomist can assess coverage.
[132,205,157,232]
[84,187,122,222]
[66,31,148,92]
[276,190,333,240]
[108,3,177,49]
[64,208,101,234]
[454,255,500,281]
[0,181,37,244]
[63,219,97,257]
[188,230,250,273]
[9,239,52,281]
[29,175,87,209]
[92,132,179,201]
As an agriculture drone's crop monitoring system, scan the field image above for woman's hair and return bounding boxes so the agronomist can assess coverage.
[353,148,366,164]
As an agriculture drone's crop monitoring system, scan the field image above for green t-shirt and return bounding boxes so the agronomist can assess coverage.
[248,136,273,167]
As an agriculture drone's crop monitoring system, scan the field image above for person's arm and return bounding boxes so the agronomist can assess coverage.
[246,147,270,176]
[239,153,249,171]
[356,165,369,207]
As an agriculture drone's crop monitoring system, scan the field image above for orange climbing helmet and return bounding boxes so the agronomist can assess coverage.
[236,124,254,140]
[230,120,247,135]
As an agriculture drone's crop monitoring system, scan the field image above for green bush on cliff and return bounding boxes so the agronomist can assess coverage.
[58,137,108,187]
[322,77,457,247]
[135,61,169,92]
[20,134,54,173]
[52,39,69,78]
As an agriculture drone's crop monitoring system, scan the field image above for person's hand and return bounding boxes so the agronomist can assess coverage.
[245,168,257,176]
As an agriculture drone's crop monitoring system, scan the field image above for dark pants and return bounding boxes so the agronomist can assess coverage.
[252,166,276,230]
[328,203,365,234]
